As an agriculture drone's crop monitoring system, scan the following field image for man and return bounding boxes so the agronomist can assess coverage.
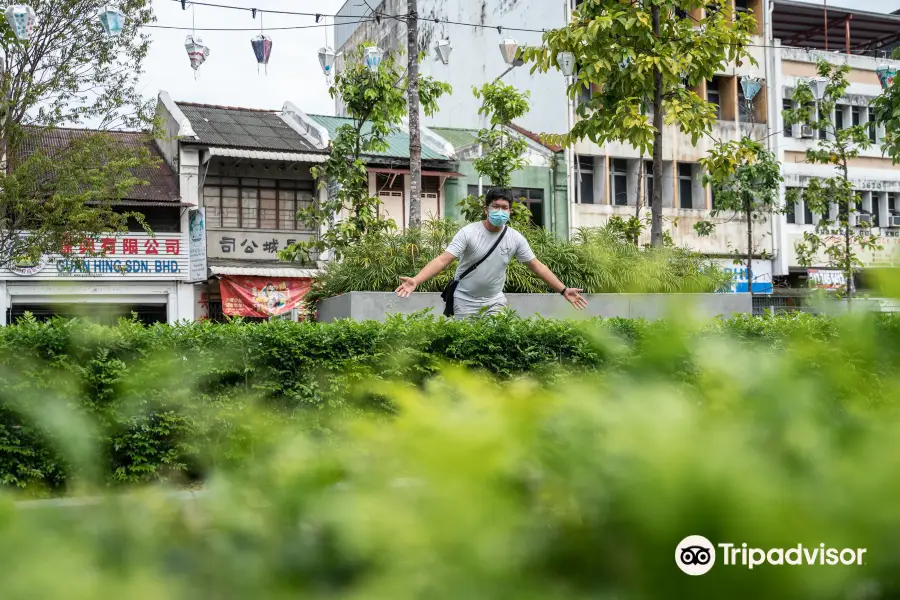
[394,188,588,318]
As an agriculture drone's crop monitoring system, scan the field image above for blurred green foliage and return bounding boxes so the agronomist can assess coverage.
[3,309,900,597]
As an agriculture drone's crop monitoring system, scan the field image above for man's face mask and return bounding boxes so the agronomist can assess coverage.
[488,208,510,227]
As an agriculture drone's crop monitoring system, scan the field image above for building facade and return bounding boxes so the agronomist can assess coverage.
[0,129,194,325]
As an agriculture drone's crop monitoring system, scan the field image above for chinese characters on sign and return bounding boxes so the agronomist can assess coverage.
[62,237,182,256]
[209,231,304,261]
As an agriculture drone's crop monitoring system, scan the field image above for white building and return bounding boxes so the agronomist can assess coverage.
[333,0,569,134]
[0,129,194,325]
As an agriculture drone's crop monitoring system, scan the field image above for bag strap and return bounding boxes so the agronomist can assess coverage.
[458,226,508,282]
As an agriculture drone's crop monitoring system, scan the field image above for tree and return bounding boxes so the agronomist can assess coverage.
[524,0,755,246]
[457,82,532,227]
[784,60,881,303]
[279,44,450,263]
[696,137,782,292]
[407,0,422,230]
[0,0,158,269]
[871,49,900,165]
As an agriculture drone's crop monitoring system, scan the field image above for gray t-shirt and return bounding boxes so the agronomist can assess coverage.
[445,222,536,302]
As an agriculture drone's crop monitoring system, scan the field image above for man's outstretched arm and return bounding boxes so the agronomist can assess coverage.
[395,251,456,298]
[525,258,588,310]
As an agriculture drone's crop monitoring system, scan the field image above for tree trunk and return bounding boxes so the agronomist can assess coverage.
[650,5,664,247]
[407,0,422,229]
[746,199,753,294]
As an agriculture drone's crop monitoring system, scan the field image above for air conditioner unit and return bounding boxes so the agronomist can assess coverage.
[890,214,900,228]
[857,213,873,227]
[800,125,816,139]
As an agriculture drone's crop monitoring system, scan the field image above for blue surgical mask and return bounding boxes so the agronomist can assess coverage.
[488,209,510,227]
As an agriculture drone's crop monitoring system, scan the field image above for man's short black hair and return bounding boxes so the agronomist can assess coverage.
[485,188,512,208]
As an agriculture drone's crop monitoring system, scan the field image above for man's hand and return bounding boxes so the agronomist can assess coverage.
[563,288,588,310]
[395,276,418,298]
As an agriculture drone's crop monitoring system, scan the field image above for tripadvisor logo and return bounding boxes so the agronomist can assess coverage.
[675,536,867,576]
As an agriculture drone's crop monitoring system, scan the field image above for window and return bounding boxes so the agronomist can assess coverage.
[578,83,592,108]
[117,207,181,232]
[678,163,694,209]
[577,155,595,204]
[783,98,794,137]
[509,188,545,228]
[803,200,814,225]
[818,107,826,139]
[872,194,880,228]
[889,193,896,213]
[852,106,861,127]
[835,105,845,130]
[868,109,877,143]
[467,185,480,198]
[644,161,654,207]
[610,159,628,206]
[785,189,796,224]
[708,78,722,119]
[735,0,750,12]
[203,177,315,230]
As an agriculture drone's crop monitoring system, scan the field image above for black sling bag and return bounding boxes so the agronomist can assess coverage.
[440,226,508,317]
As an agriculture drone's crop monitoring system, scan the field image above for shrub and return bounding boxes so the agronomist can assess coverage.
[308,219,732,305]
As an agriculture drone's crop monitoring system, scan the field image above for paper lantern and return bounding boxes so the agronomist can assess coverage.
[98,8,125,37]
[877,64,896,91]
[556,51,575,77]
[435,38,452,65]
[499,37,519,66]
[741,75,763,102]
[364,46,383,73]
[185,35,210,76]
[251,34,273,74]
[5,4,36,40]
[318,46,335,77]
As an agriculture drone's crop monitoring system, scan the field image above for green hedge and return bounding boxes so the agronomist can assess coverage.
[1,311,898,492]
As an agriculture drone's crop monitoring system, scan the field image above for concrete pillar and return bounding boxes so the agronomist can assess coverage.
[0,281,7,326]
[170,282,197,324]
[663,161,675,208]
[179,148,201,208]
[593,155,606,205]
[627,159,641,207]
[879,191,890,227]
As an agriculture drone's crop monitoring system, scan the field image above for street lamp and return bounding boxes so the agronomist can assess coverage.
[4,4,36,40]
[98,7,125,37]
[808,77,828,101]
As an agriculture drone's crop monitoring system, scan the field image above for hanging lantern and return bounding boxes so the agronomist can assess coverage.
[5,4,36,40]
[499,37,519,66]
[98,7,125,37]
[808,77,828,101]
[740,75,763,102]
[318,46,335,77]
[185,35,210,76]
[877,63,896,91]
[251,34,273,74]
[557,51,575,77]
[435,38,452,65]
[364,46,383,73]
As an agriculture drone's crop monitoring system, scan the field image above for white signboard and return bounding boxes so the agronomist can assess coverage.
[716,259,773,294]
[0,233,189,280]
[188,208,208,282]
[808,269,852,291]
[207,230,314,261]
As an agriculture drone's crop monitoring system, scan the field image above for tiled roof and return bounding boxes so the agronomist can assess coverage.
[15,128,180,203]
[308,114,451,161]
[176,102,321,153]
[430,127,479,150]
[508,123,564,153]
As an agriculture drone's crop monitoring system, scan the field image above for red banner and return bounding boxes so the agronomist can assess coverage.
[220,275,311,318]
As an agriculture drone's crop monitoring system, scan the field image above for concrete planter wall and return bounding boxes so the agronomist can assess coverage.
[316,292,752,322]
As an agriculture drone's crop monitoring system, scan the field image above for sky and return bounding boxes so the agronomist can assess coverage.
[139,0,900,117]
